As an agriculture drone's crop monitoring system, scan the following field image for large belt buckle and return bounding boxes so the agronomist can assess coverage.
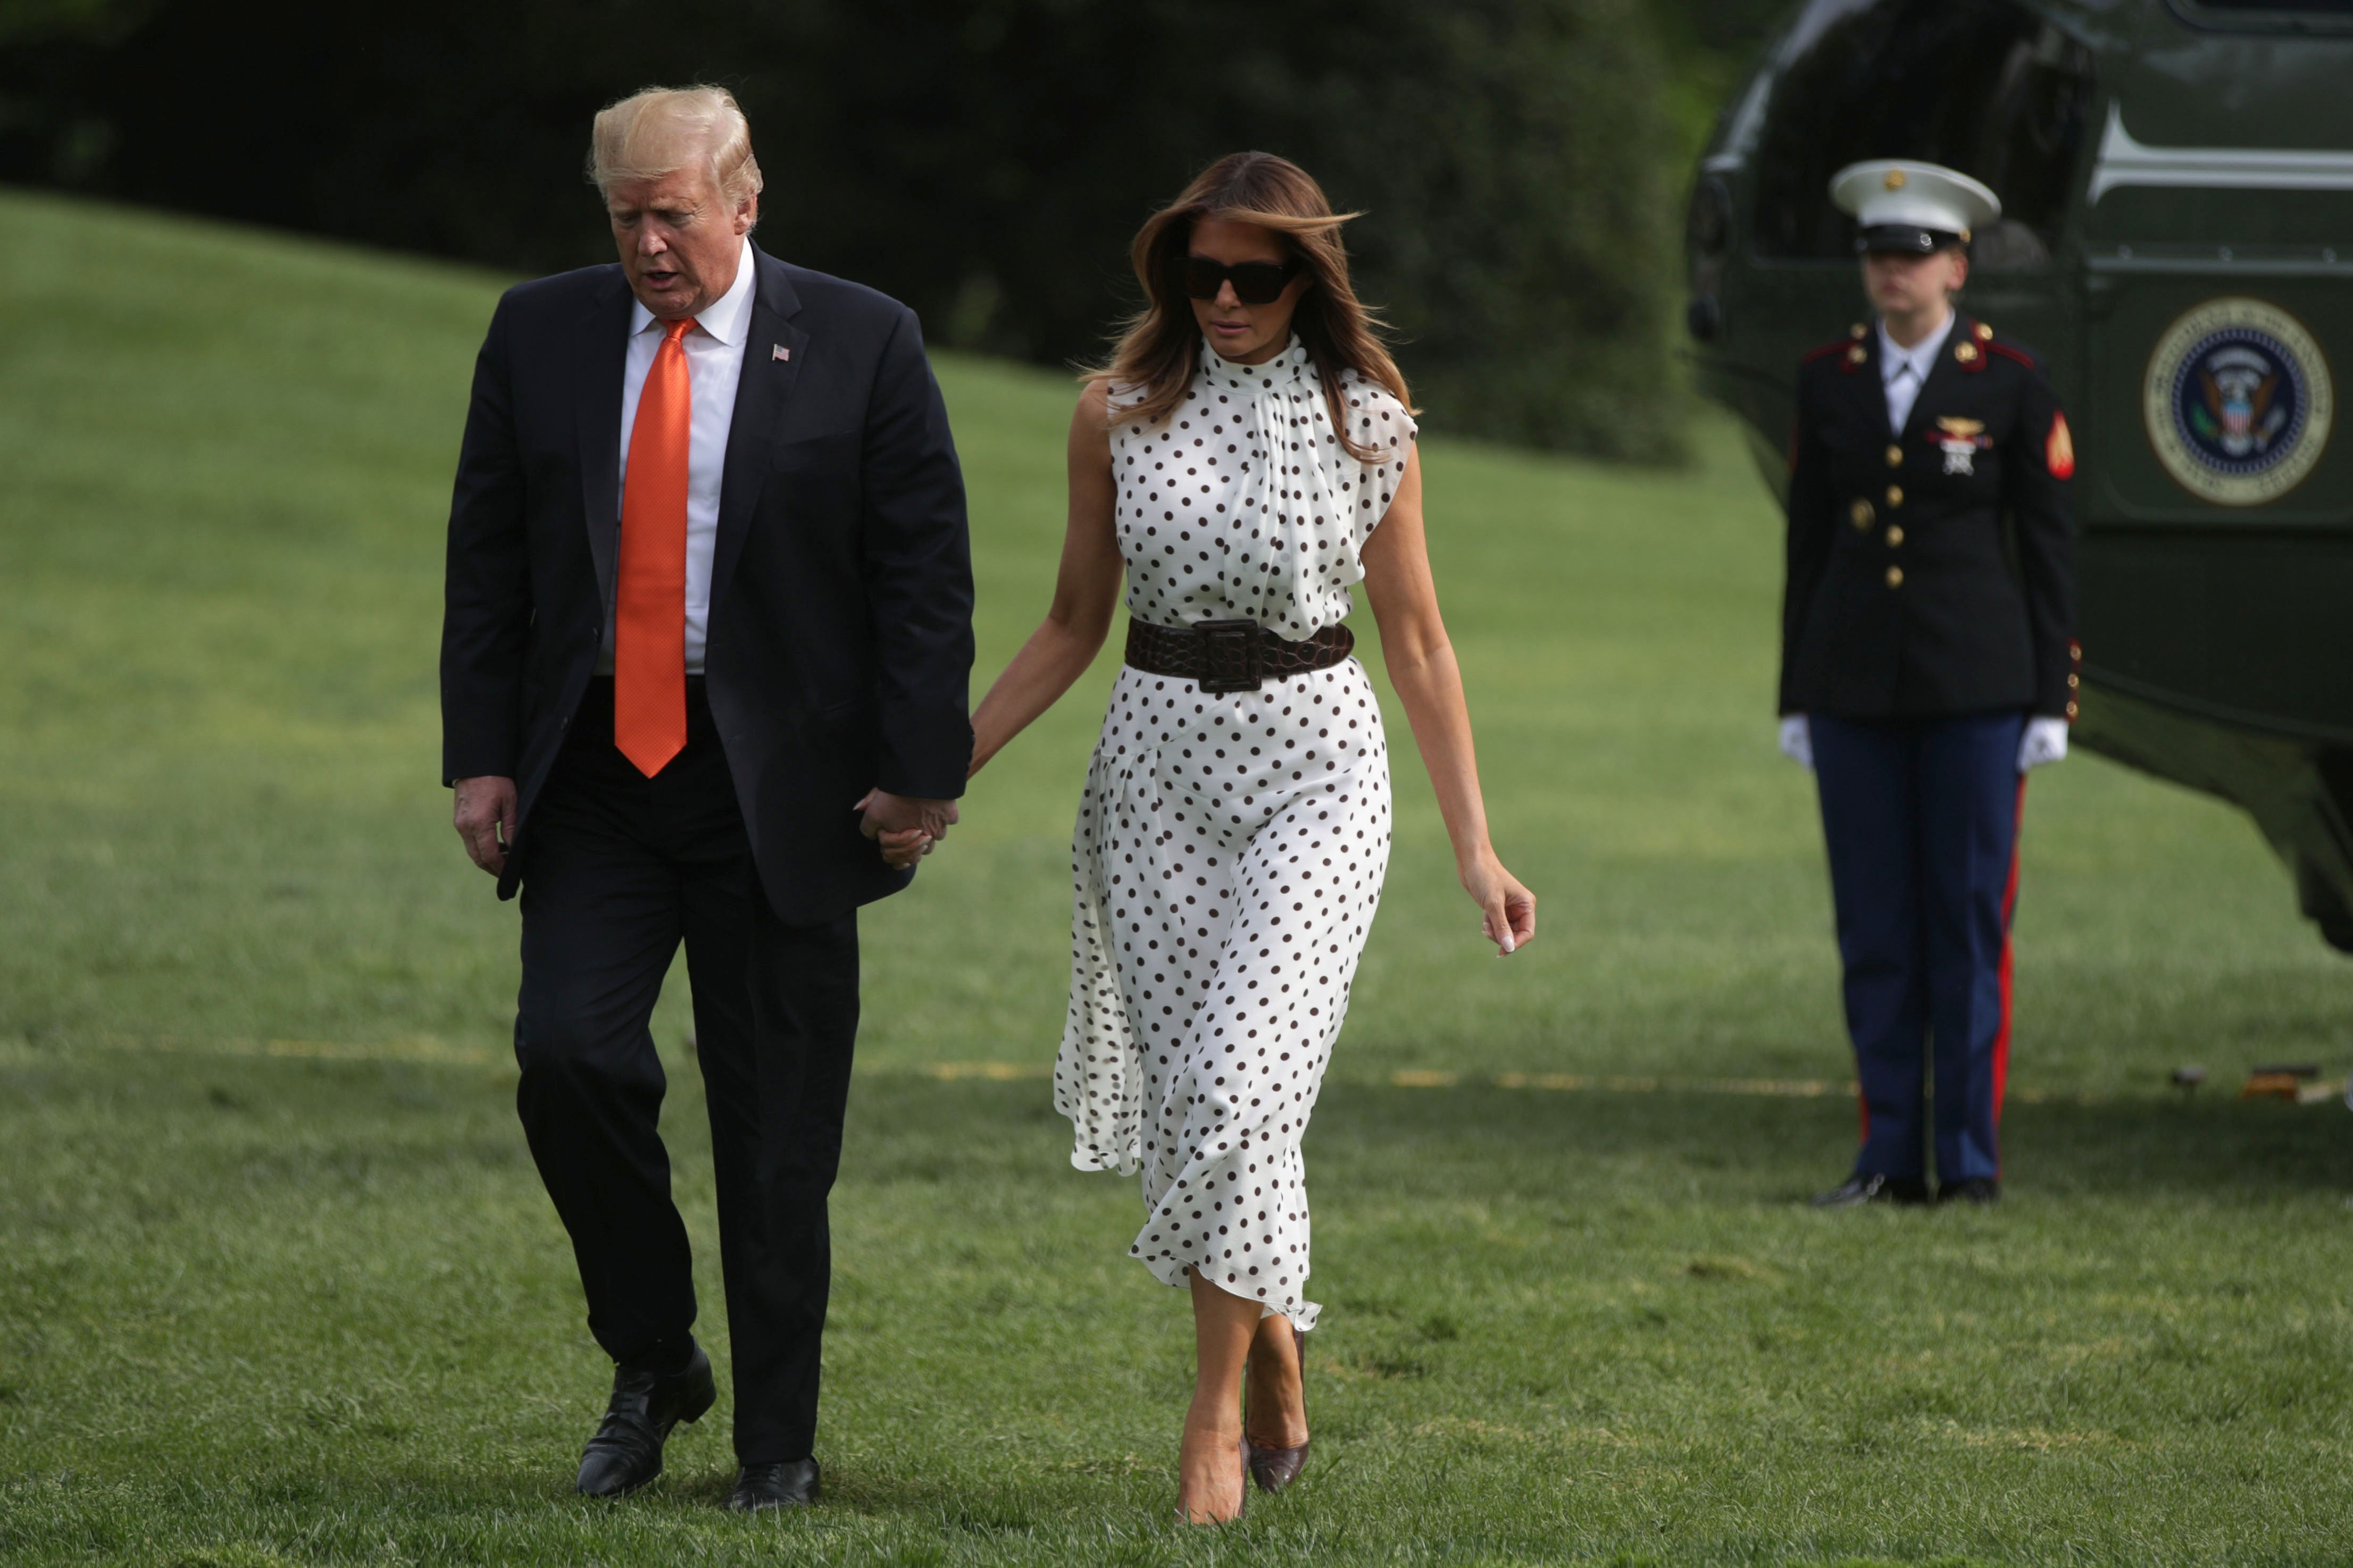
[1194,619,1263,694]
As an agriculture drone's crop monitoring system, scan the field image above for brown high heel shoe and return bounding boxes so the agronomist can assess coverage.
[1245,1324,1311,1494]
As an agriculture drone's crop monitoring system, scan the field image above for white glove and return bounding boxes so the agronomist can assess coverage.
[1778,714,1813,771]
[2017,716,2069,772]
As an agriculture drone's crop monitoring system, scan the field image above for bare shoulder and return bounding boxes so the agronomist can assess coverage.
[1071,381,1116,439]
[1069,381,1116,471]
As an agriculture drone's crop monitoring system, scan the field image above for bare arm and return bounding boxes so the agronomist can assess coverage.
[967,383,1126,776]
[1359,444,1536,955]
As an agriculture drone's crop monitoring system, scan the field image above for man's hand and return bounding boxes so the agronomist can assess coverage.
[454,775,519,875]
[855,789,958,870]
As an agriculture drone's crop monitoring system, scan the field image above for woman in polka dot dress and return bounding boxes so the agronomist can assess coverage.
[961,152,1536,1524]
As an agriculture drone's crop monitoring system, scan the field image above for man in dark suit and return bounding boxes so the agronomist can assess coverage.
[439,85,972,1510]
[1777,161,2077,1210]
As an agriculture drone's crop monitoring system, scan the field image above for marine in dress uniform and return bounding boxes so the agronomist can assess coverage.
[1778,161,2079,1207]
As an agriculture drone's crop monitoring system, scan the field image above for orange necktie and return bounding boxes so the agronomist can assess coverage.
[615,316,695,777]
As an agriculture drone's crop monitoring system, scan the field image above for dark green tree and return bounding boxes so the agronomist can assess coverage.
[0,0,1686,458]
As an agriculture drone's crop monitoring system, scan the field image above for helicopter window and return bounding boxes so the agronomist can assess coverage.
[1749,0,2096,266]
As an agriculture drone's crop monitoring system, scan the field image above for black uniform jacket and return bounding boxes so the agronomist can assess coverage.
[439,244,975,923]
[1778,315,2077,722]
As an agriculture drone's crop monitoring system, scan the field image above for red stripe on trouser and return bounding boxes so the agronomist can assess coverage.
[1991,775,2027,1166]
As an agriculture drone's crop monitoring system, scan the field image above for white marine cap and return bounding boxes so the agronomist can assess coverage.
[1829,160,2001,254]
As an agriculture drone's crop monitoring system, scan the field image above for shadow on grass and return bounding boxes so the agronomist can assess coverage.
[1280,1078,2353,1204]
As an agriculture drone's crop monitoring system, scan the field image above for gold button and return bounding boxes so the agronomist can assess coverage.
[1886,566,1905,588]
[1956,342,1980,364]
[1887,525,1905,547]
[1886,444,1904,467]
[2068,674,2080,688]
[1850,499,1875,529]
[2066,701,2079,717]
[1887,485,1904,507]
[1847,345,1867,366]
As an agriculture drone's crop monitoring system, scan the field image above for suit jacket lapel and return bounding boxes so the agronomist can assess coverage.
[712,246,806,601]
[575,270,633,615]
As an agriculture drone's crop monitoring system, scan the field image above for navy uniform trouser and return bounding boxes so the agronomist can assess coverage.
[1811,710,2027,1185]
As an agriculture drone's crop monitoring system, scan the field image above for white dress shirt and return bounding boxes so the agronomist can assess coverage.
[603,237,756,675]
[1879,309,1954,435]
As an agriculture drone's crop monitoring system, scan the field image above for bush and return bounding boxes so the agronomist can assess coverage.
[0,0,1683,458]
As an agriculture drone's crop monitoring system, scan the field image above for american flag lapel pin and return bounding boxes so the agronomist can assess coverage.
[772,343,790,362]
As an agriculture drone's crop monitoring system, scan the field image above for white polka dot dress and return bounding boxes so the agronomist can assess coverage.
[1054,336,1415,1331]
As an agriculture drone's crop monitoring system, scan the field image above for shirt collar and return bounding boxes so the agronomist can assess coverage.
[1879,310,1956,383]
[627,237,757,344]
[1199,334,1314,393]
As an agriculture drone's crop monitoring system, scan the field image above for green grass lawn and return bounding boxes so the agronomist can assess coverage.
[2,189,2350,1565]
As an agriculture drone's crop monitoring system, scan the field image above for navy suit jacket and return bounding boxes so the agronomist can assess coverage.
[439,243,974,923]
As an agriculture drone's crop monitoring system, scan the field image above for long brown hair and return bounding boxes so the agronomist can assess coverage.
[1089,152,1414,463]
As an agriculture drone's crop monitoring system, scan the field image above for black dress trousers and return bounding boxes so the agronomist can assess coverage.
[515,676,859,1465]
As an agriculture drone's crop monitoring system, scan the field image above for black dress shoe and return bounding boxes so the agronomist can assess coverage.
[1939,1177,2001,1205]
[725,1457,820,1512]
[575,1344,717,1497]
[1812,1172,1931,1208]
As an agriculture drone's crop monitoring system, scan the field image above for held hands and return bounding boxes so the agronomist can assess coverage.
[856,788,959,870]
[1461,851,1537,957]
[2017,716,2069,772]
[453,775,518,875]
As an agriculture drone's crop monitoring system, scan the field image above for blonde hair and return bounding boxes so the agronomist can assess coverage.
[589,85,764,208]
[1089,152,1414,463]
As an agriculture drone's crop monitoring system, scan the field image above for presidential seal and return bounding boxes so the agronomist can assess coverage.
[2143,297,2333,506]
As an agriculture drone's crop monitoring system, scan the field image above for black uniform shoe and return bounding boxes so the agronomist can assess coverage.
[1812,1172,1931,1208]
[1938,1177,2001,1205]
[725,1457,821,1512]
[575,1344,717,1497]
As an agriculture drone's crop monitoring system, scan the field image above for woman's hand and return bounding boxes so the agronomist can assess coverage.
[1461,851,1536,955]
[875,827,932,869]
[855,789,948,869]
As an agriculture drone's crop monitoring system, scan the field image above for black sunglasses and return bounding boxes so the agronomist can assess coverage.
[1175,254,1305,305]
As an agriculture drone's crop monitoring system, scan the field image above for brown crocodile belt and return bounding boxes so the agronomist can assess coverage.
[1123,618,1355,694]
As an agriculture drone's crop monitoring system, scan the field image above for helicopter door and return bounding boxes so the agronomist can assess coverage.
[1721,0,2098,451]
[1748,0,2094,273]
[2072,30,2353,743]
